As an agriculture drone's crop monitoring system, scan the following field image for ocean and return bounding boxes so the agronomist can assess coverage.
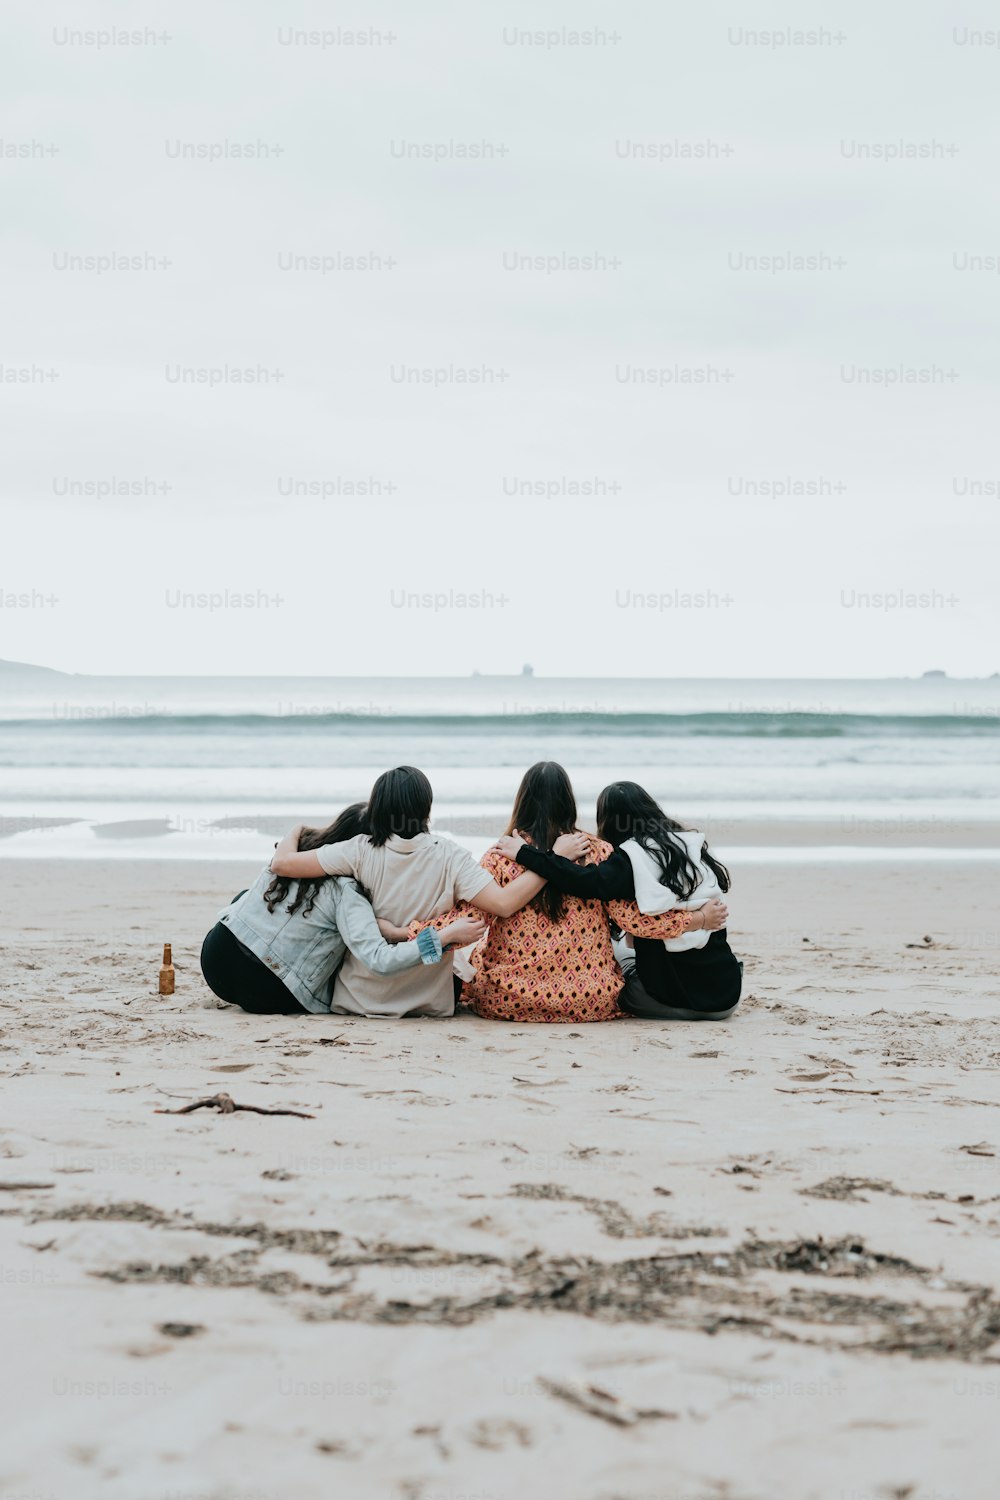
[2,671,998,861]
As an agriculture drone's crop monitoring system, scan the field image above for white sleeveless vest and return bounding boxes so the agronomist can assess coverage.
[620,832,723,952]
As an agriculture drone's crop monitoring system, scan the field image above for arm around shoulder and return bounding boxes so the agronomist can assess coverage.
[337,881,440,974]
[271,832,360,879]
[469,869,546,918]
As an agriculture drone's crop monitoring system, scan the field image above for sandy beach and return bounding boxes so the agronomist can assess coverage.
[7,0,998,1481]
[2,854,998,1500]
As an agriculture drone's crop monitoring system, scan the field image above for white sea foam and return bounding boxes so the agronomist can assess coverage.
[2,674,997,857]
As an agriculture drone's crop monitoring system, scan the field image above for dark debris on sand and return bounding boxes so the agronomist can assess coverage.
[20,1197,1000,1364]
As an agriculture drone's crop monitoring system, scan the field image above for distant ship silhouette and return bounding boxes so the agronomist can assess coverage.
[470,664,535,678]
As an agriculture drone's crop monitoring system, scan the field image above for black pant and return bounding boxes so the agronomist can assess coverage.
[620,931,743,1020]
[619,965,740,1020]
[200,921,304,1015]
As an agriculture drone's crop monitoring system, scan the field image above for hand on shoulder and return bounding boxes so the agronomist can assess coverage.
[491,833,527,862]
[552,831,590,861]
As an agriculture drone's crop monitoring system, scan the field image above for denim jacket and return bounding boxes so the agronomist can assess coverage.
[219,866,442,1014]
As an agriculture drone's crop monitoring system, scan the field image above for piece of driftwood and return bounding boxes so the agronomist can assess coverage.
[154,1091,313,1119]
[538,1377,676,1427]
[959,1142,995,1157]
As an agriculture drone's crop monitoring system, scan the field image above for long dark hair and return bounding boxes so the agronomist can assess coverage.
[596,781,730,901]
[506,760,580,922]
[368,765,433,846]
[263,802,369,917]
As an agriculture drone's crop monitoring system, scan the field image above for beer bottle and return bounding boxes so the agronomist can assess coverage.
[159,943,175,996]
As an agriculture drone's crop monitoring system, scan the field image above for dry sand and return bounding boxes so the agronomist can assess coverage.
[2,856,999,1500]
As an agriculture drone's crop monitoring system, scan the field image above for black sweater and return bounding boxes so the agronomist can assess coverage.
[515,844,636,900]
[515,843,739,1013]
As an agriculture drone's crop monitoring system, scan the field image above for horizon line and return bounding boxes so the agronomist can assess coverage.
[0,659,990,685]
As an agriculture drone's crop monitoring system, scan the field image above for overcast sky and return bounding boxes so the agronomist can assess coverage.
[3,0,998,678]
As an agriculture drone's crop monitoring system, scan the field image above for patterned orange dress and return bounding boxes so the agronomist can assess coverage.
[416,839,691,1024]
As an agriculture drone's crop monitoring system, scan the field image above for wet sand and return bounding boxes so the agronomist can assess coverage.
[6,812,1000,850]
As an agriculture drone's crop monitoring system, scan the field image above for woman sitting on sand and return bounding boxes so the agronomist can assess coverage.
[268,766,549,1017]
[495,780,741,1021]
[394,762,726,1024]
[200,802,489,1015]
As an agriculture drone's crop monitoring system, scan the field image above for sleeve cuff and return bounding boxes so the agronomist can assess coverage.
[416,926,443,965]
